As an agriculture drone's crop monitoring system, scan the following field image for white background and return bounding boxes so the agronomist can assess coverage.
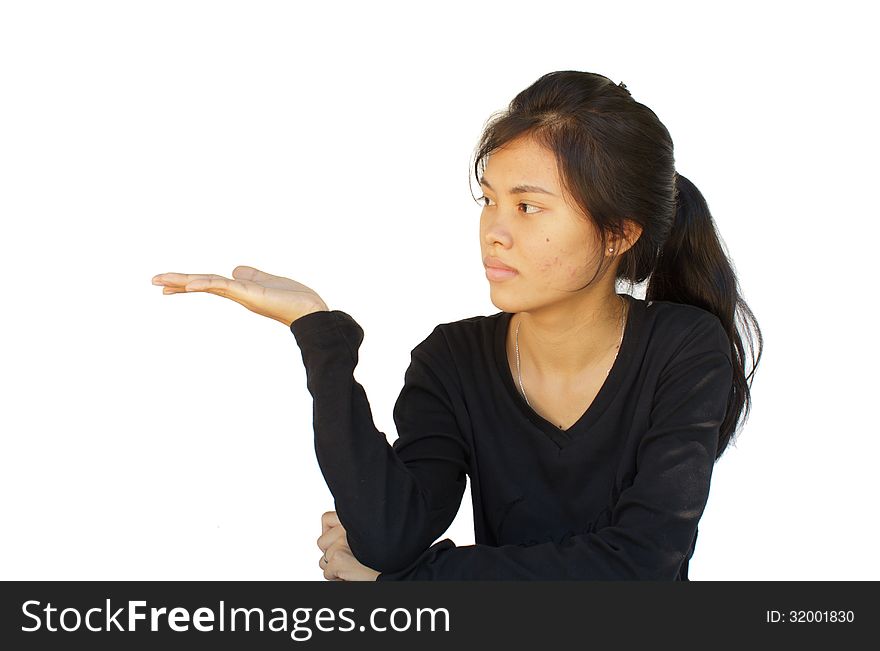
[1,0,876,580]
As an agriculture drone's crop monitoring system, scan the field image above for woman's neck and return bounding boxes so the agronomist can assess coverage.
[511,293,628,383]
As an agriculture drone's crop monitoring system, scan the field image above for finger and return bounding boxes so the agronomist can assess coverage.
[184,276,259,301]
[152,273,215,287]
[322,567,344,581]
[322,545,354,581]
[182,275,232,292]
[320,555,343,581]
[160,283,222,296]
[321,511,341,536]
[231,266,286,282]
[157,274,259,310]
[317,525,345,552]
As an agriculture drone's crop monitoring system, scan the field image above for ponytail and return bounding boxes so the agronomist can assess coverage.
[648,173,763,458]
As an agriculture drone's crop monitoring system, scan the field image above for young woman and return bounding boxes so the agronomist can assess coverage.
[152,70,762,581]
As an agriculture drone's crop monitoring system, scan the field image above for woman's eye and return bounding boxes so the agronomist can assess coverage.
[477,196,540,215]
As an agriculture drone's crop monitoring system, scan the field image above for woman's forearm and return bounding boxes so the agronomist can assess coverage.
[291,310,467,573]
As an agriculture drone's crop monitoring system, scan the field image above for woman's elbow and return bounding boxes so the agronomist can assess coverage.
[346,522,436,573]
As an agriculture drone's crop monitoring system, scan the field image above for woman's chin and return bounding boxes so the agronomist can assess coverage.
[488,291,526,315]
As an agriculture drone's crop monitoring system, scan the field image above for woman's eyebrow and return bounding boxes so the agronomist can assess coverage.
[479,177,558,197]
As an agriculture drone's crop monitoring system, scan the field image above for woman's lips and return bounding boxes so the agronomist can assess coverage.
[484,256,516,270]
[485,266,518,281]
[484,256,518,281]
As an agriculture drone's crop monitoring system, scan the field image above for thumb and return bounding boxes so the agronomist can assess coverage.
[232,265,280,282]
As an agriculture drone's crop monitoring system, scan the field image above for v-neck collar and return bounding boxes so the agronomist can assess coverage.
[493,293,646,449]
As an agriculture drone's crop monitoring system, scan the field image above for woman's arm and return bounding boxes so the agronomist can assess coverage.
[377,315,734,580]
[291,310,469,573]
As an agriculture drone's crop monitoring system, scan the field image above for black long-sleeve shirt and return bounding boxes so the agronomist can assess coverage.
[289,294,733,580]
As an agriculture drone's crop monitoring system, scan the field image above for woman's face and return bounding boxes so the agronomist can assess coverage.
[479,134,605,313]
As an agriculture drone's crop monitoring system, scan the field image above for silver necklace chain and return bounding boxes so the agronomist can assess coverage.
[515,294,628,413]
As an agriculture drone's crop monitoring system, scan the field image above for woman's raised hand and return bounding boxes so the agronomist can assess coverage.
[151,265,329,327]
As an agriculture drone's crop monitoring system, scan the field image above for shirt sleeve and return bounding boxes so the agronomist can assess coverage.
[289,309,469,573]
[376,313,734,580]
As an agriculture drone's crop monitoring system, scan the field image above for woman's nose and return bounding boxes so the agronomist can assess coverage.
[482,207,516,243]
[483,221,512,248]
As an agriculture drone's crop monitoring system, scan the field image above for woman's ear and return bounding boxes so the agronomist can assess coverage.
[613,219,643,255]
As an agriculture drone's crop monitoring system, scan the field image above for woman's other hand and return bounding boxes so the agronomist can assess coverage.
[317,511,381,582]
[151,265,329,327]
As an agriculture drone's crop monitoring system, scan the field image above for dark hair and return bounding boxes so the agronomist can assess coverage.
[471,70,762,459]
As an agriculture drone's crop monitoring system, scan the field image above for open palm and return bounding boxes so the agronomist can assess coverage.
[151,265,329,327]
